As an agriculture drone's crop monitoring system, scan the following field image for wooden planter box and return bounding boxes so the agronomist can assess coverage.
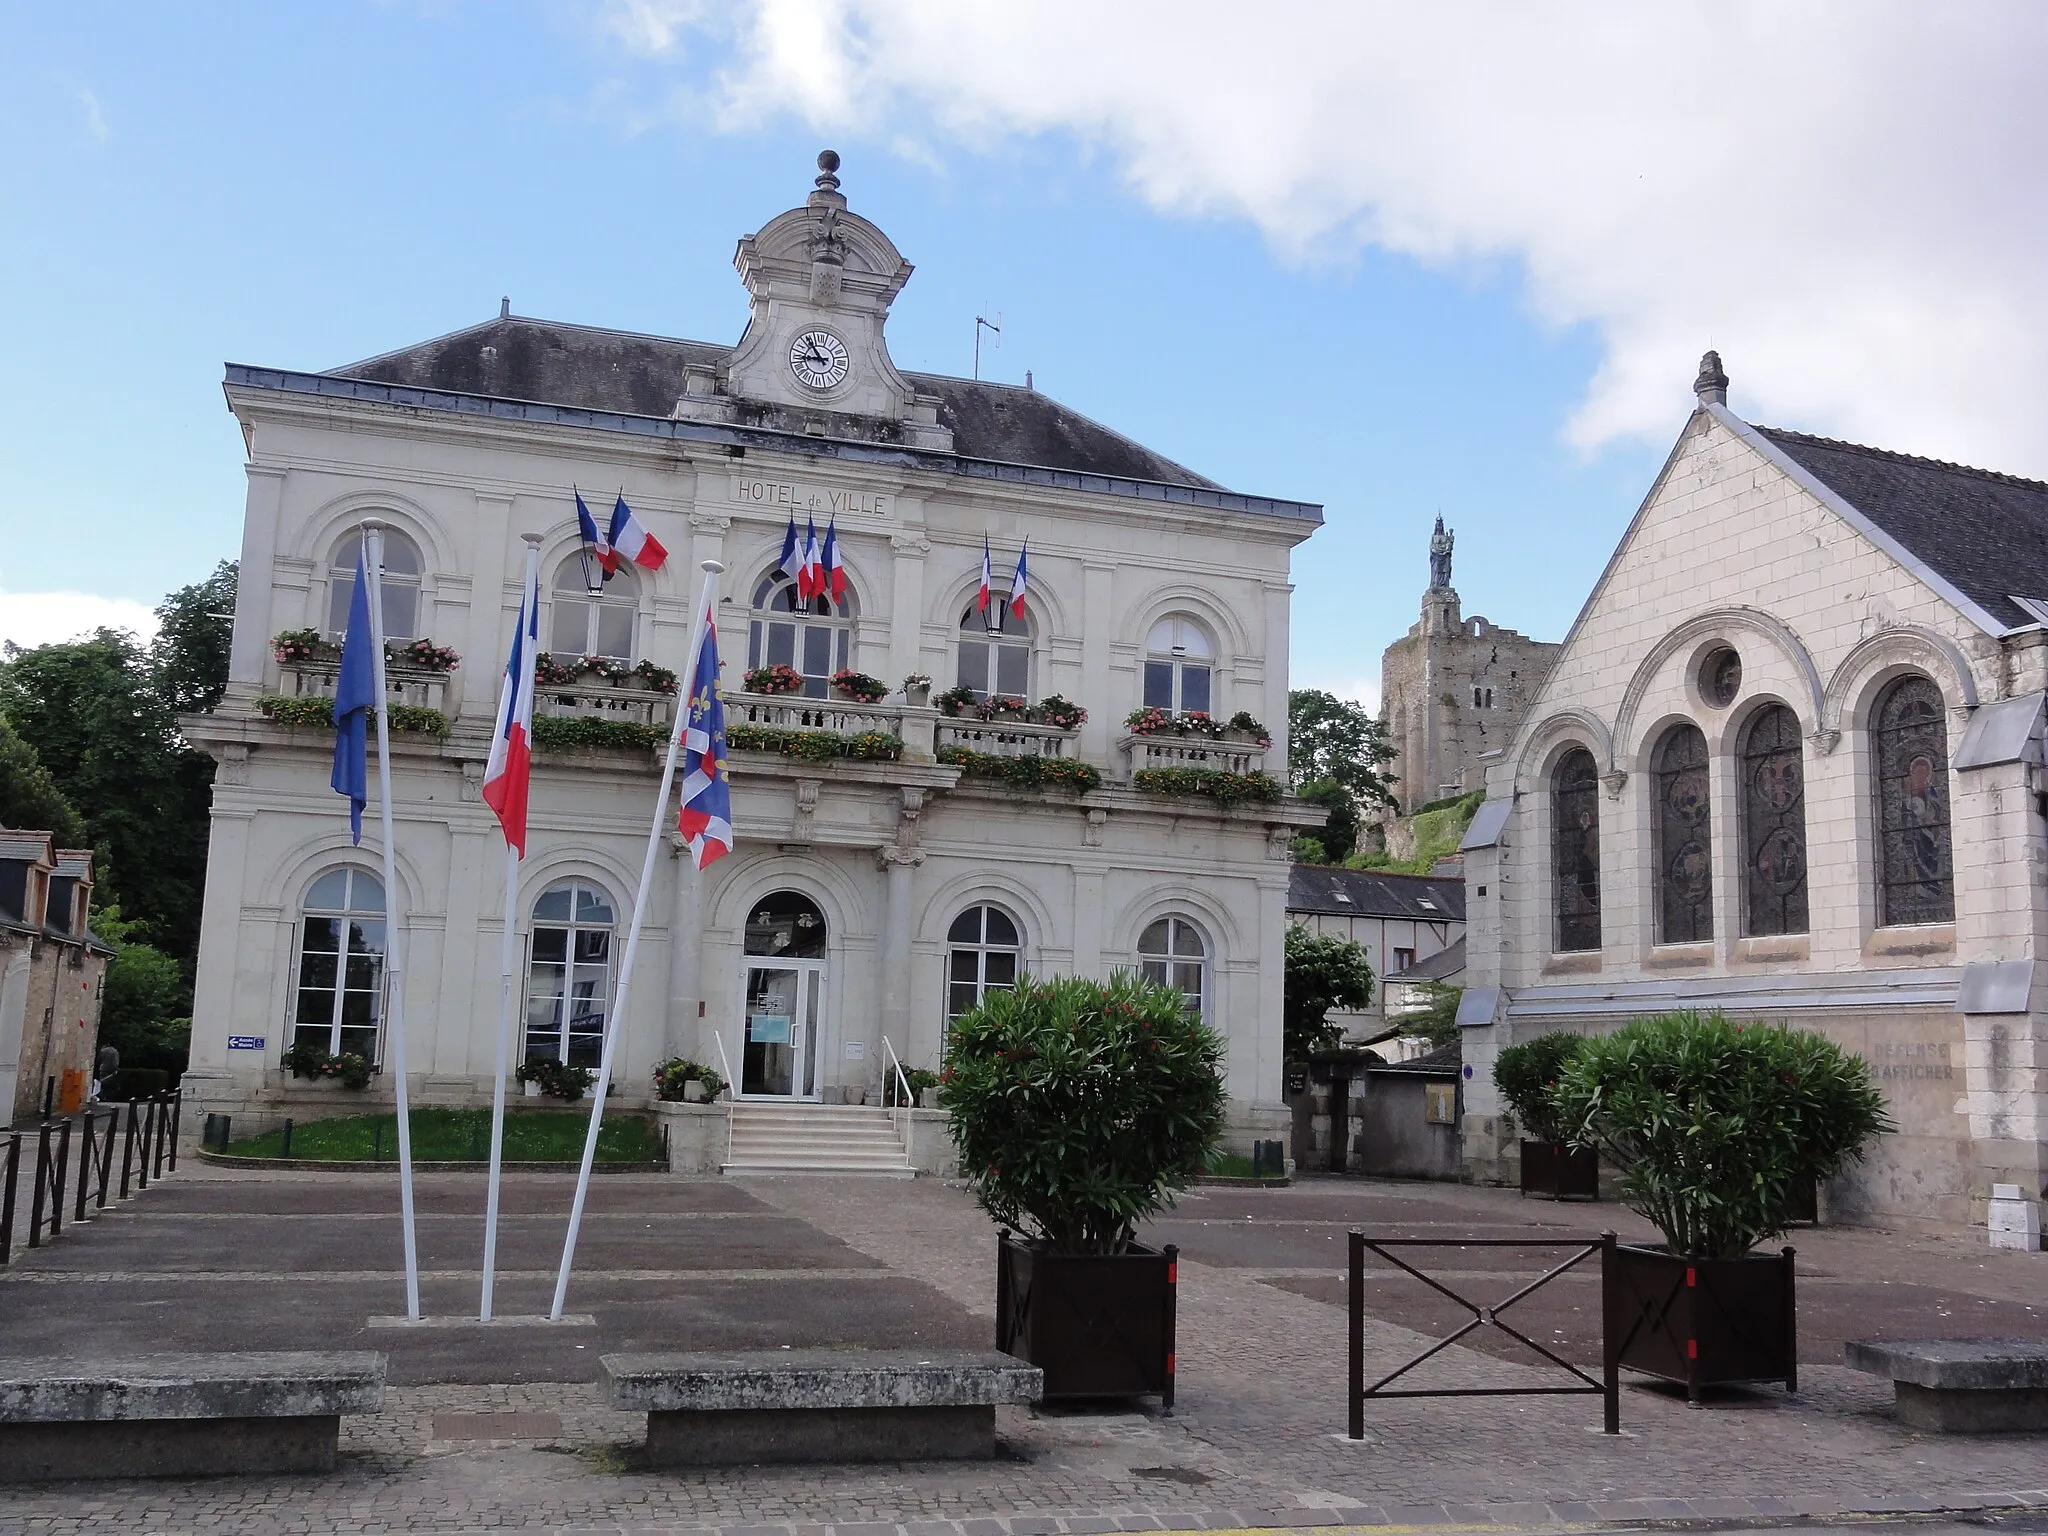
[995,1232,1177,1407]
[1604,1243,1797,1403]
[1519,1140,1599,1200]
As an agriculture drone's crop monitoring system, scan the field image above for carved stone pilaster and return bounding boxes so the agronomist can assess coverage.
[689,512,732,535]
[792,779,820,842]
[217,744,250,787]
[1267,824,1294,861]
[876,845,927,870]
[1082,808,1107,847]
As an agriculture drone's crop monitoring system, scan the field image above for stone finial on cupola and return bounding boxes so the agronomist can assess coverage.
[1694,349,1729,407]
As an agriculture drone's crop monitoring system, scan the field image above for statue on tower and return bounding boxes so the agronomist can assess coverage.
[1428,515,1455,591]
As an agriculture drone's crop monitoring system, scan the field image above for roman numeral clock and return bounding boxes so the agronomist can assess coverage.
[788,328,851,392]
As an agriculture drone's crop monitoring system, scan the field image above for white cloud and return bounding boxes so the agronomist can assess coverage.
[608,0,2048,477]
[1288,667,1381,717]
[76,87,109,144]
[0,590,158,655]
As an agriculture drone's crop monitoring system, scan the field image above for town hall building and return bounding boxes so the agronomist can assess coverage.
[180,153,1322,1166]
[1458,352,2048,1241]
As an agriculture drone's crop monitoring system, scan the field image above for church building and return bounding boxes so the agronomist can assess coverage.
[1458,352,2048,1241]
[180,154,1322,1164]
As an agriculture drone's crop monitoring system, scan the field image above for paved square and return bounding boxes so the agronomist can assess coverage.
[2,1163,2046,1534]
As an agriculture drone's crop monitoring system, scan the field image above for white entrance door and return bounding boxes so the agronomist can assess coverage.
[741,961,822,1099]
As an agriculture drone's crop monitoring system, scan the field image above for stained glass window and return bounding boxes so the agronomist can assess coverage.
[1874,675,1954,926]
[1654,724,1713,943]
[1551,747,1601,952]
[1740,705,1808,936]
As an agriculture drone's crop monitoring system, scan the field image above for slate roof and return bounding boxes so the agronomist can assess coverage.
[334,315,1222,491]
[1754,427,2048,632]
[1386,936,1466,983]
[1286,866,1465,923]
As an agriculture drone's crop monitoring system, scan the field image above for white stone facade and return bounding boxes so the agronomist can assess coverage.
[1460,368,2048,1239]
[180,163,1322,1151]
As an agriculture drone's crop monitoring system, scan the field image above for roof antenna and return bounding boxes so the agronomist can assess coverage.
[974,313,1001,381]
[500,296,511,320]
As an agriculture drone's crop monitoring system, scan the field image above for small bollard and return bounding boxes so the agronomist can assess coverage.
[1252,1139,1285,1178]
[279,1119,294,1159]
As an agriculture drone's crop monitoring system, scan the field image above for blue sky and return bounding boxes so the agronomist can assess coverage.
[5,3,2038,707]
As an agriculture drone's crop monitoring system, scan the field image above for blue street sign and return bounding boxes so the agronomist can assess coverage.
[227,1036,267,1051]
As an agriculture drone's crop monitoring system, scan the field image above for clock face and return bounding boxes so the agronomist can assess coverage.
[788,328,851,392]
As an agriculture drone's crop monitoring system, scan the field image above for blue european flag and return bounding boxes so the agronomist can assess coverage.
[330,555,376,843]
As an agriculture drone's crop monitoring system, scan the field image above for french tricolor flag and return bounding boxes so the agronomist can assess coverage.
[822,517,846,603]
[608,494,668,571]
[978,534,993,613]
[481,584,539,856]
[576,491,619,579]
[1009,540,1029,621]
[798,515,823,601]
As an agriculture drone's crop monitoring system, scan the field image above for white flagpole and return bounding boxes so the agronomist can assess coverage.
[481,533,543,1321]
[550,557,723,1321]
[363,518,422,1322]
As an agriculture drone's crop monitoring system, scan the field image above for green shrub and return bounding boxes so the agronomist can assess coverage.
[1492,1031,1586,1143]
[255,696,448,737]
[279,1040,373,1089]
[1131,767,1283,806]
[651,1057,726,1101]
[937,747,1103,794]
[517,1055,596,1100]
[942,973,1226,1255]
[530,715,663,753]
[882,1065,940,1107]
[726,723,904,761]
[1552,1011,1892,1258]
[1282,922,1374,1068]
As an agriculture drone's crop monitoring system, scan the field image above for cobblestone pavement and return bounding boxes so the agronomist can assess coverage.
[0,1165,2045,1534]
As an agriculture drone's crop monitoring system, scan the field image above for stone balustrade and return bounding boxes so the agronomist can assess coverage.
[935,718,1076,759]
[1118,732,1268,777]
[278,661,447,713]
[534,682,674,729]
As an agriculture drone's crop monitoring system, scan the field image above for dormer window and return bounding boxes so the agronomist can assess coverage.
[0,860,28,925]
[46,876,76,935]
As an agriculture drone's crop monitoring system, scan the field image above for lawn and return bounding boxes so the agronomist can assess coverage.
[1204,1150,1287,1180]
[220,1106,664,1163]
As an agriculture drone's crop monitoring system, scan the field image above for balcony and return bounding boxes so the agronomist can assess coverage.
[936,718,1076,759]
[278,660,447,714]
[534,682,674,730]
[725,691,904,737]
[1118,731,1269,778]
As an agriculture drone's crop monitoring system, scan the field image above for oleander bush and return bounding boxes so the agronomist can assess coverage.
[1551,1011,1891,1258]
[1493,1031,1587,1144]
[942,973,1226,1255]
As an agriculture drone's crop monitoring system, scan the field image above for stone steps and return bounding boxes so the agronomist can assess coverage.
[722,1101,913,1177]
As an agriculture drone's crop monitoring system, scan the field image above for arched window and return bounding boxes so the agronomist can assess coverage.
[1551,746,1601,952]
[292,868,385,1062]
[1139,915,1207,1016]
[1874,675,1954,926]
[747,569,855,698]
[327,529,423,641]
[550,556,637,663]
[523,879,615,1068]
[946,904,1022,1023]
[741,891,826,1098]
[1740,704,1808,936]
[1653,724,1713,944]
[956,604,1033,702]
[1143,616,1213,714]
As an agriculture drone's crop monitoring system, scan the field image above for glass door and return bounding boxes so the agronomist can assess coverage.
[742,964,820,1098]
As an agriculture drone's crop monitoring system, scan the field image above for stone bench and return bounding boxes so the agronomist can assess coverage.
[602,1349,1042,1465]
[0,1352,385,1480]
[1845,1339,2048,1433]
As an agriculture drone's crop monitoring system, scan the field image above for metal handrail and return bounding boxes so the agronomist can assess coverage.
[880,1034,914,1168]
[710,1029,737,1168]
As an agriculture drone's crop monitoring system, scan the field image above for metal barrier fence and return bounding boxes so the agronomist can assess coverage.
[1348,1229,1621,1437]
[1,1090,182,1267]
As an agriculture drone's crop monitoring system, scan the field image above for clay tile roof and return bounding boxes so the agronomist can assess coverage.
[1755,426,2048,632]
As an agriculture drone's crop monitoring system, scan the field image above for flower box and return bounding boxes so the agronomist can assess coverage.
[1605,1243,1798,1401]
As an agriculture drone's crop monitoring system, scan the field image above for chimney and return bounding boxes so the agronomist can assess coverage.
[500,296,511,320]
[1694,350,1729,407]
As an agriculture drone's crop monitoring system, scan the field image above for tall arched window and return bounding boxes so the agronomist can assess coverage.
[1653,724,1713,944]
[747,569,855,698]
[292,868,385,1062]
[1139,915,1207,1016]
[1551,746,1601,952]
[957,604,1033,702]
[1874,675,1954,926]
[524,879,615,1067]
[327,529,423,641]
[1143,616,1213,714]
[946,904,1022,1023]
[1740,704,1808,936]
[550,556,637,662]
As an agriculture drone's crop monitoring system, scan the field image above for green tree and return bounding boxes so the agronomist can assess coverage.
[152,560,237,715]
[1294,778,1360,862]
[1396,981,1462,1049]
[1288,690,1396,810]
[0,713,88,847]
[1283,922,1375,1068]
[93,907,193,1075]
